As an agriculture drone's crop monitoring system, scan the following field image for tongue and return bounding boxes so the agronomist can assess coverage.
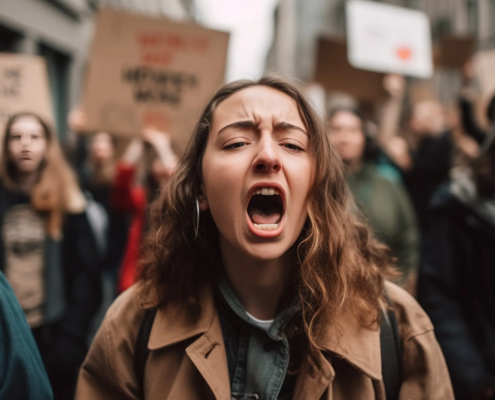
[249,207,281,225]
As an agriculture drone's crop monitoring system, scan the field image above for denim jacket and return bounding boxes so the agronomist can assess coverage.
[216,273,299,400]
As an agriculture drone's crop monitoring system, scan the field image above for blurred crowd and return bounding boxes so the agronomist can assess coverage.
[0,57,494,400]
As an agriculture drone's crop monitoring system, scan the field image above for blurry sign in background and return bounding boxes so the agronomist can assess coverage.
[83,8,229,153]
[0,54,54,129]
[314,37,386,102]
[346,0,433,78]
[435,36,475,69]
[474,50,495,98]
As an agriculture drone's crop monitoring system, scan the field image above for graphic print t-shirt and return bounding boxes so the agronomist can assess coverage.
[3,204,45,328]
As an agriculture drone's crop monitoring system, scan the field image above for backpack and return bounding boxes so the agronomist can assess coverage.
[134,295,402,400]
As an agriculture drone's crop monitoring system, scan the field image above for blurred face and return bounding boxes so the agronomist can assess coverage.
[90,132,114,164]
[409,101,445,136]
[200,86,313,261]
[327,111,365,164]
[8,116,47,173]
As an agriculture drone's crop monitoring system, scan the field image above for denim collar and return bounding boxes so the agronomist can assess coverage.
[215,271,299,341]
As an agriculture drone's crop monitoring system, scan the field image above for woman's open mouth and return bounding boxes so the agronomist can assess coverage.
[246,184,285,237]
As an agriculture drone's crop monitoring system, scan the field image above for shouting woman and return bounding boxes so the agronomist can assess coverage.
[77,77,453,400]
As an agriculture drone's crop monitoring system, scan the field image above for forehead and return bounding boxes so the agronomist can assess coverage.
[331,110,361,125]
[10,116,43,132]
[211,85,305,130]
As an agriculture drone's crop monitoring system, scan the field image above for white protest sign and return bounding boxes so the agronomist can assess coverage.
[346,0,433,78]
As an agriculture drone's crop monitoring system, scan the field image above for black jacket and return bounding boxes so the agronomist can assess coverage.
[0,182,102,370]
[418,179,495,399]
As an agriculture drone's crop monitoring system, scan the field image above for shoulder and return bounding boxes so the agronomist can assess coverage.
[369,168,411,203]
[102,285,145,340]
[0,272,53,399]
[385,281,455,398]
[77,285,145,395]
[385,281,434,341]
[0,271,22,321]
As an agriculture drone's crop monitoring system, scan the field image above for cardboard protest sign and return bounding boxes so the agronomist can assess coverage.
[0,54,53,130]
[474,50,495,98]
[436,36,475,69]
[346,0,433,78]
[314,37,387,102]
[83,9,229,153]
[408,81,436,104]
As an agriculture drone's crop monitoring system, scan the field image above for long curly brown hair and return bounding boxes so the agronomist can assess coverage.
[138,75,394,367]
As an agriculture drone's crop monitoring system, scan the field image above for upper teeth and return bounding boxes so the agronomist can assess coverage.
[255,188,279,195]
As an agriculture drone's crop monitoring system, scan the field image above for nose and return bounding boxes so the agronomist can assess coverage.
[252,136,281,173]
[20,135,31,148]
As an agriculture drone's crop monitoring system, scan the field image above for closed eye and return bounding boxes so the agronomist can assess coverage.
[223,142,248,150]
[282,143,303,152]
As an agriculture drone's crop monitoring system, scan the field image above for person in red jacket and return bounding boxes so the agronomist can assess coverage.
[112,127,177,293]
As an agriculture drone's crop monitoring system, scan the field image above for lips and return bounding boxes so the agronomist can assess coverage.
[246,182,286,237]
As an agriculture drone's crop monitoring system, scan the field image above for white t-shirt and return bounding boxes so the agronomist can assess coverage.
[245,311,274,332]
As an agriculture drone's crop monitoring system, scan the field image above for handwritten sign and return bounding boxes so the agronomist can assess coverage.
[83,9,229,153]
[0,54,53,130]
[346,0,433,78]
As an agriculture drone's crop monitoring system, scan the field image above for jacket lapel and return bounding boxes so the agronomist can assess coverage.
[186,313,231,400]
[294,310,382,400]
[147,285,231,400]
[293,352,335,400]
[320,310,382,382]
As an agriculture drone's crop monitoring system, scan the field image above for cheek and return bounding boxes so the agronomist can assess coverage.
[287,158,313,217]
[7,142,19,158]
[34,141,47,160]
[202,153,245,225]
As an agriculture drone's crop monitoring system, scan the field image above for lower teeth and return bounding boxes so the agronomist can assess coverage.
[253,223,279,231]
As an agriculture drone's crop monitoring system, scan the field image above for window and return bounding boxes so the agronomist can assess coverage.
[0,24,23,53]
[38,43,71,139]
[467,0,478,35]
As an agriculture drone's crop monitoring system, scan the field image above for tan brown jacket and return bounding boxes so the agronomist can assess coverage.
[76,281,454,400]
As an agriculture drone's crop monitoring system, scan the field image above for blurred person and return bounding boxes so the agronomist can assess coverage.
[0,270,53,399]
[378,75,453,234]
[459,60,495,146]
[446,105,480,163]
[68,109,131,292]
[0,113,102,400]
[112,126,177,293]
[418,130,495,400]
[328,107,419,288]
[77,76,453,400]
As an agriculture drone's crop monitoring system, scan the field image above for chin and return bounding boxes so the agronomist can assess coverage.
[242,241,290,262]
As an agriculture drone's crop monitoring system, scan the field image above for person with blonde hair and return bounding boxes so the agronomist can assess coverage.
[0,112,102,399]
[77,77,452,399]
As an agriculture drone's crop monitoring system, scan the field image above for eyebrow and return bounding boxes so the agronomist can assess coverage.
[217,120,257,135]
[217,120,308,136]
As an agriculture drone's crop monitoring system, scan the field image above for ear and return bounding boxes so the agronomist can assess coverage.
[197,183,209,212]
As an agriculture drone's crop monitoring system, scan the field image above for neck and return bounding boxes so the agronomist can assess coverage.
[345,158,363,174]
[16,170,39,193]
[219,236,288,320]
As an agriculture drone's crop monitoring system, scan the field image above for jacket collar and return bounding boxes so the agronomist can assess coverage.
[318,309,382,381]
[148,285,217,351]
[147,283,382,381]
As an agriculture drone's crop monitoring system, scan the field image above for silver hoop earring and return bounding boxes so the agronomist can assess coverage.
[194,199,200,239]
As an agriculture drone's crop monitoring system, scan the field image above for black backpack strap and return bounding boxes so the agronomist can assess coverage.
[134,307,158,395]
[380,292,403,400]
